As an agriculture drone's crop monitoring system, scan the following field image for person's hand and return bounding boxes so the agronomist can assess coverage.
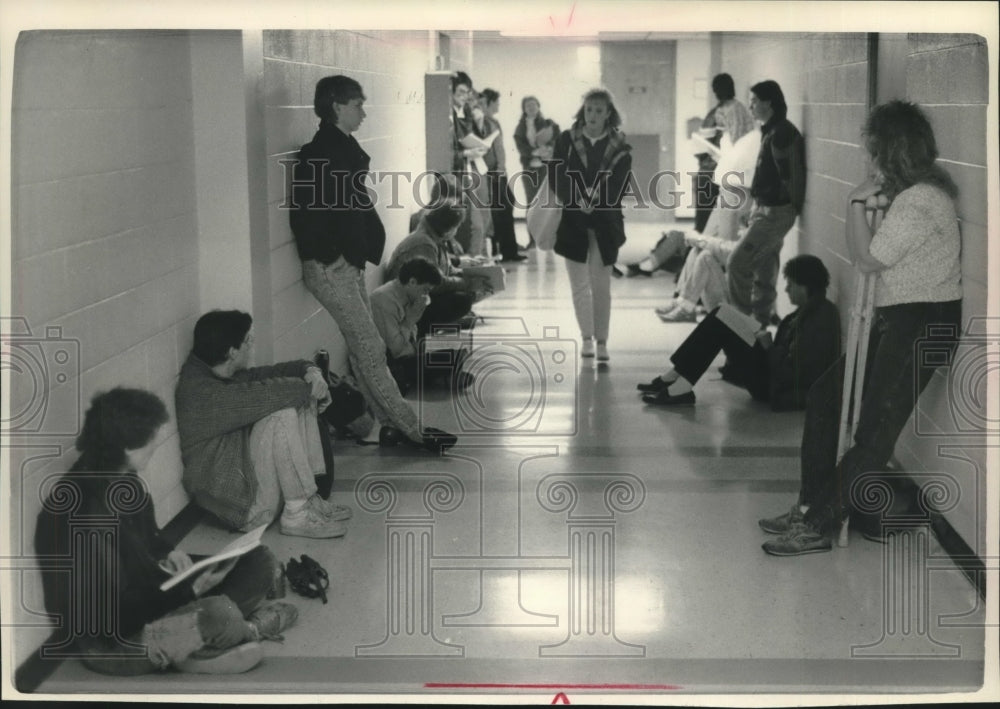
[848,178,890,209]
[404,296,428,323]
[161,550,193,575]
[304,367,329,401]
[191,557,239,597]
[684,232,705,249]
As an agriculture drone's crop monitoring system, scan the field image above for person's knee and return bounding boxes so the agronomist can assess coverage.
[196,595,246,644]
[263,407,299,430]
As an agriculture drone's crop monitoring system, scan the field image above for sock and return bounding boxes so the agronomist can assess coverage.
[638,257,655,272]
[676,298,696,312]
[799,504,809,514]
[283,498,307,516]
[666,377,693,396]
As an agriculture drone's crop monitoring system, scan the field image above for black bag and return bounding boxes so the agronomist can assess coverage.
[283,554,329,604]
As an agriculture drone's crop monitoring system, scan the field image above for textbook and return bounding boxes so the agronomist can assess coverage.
[690,132,722,160]
[461,130,500,174]
[159,523,268,591]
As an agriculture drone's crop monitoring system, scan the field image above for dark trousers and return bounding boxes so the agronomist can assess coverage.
[670,307,769,400]
[388,348,468,393]
[693,172,719,234]
[488,173,519,258]
[418,290,475,338]
[802,300,962,531]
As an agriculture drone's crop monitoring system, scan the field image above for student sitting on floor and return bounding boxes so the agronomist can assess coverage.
[638,254,840,411]
[387,199,494,339]
[370,256,474,395]
[35,388,297,676]
[175,310,351,540]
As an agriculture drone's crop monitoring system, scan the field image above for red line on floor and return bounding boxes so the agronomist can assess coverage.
[424,683,682,690]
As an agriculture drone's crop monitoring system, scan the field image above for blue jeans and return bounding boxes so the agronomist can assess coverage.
[802,300,962,531]
[79,546,278,675]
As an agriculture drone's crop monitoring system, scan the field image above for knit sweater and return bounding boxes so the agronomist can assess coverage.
[175,353,313,528]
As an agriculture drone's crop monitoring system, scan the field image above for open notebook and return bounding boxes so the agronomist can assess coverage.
[159,523,268,591]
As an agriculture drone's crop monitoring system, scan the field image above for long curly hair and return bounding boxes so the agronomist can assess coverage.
[863,100,958,200]
[572,88,623,130]
[73,388,168,472]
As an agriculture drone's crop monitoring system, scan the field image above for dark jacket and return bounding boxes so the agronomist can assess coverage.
[289,122,386,268]
[751,115,806,214]
[551,126,633,266]
[513,115,560,170]
[35,463,196,649]
[765,296,841,410]
[451,104,485,173]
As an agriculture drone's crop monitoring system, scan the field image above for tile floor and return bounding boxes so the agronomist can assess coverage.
[40,221,987,701]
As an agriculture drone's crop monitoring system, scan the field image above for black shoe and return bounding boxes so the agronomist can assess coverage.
[421,427,458,454]
[626,264,653,277]
[378,425,406,447]
[501,253,528,263]
[611,265,624,278]
[636,375,675,393]
[642,389,696,406]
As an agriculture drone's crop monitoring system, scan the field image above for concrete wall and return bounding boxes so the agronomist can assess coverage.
[9,29,202,667]
[716,31,990,553]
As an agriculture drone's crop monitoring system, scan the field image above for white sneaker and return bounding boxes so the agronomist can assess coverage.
[581,339,595,358]
[280,505,347,539]
[310,494,352,521]
[596,342,609,361]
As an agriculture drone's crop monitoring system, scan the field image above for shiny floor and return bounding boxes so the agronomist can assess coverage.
[42,222,986,700]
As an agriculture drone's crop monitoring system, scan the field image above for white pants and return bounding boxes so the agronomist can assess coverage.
[676,247,729,311]
[243,405,326,530]
[564,229,612,341]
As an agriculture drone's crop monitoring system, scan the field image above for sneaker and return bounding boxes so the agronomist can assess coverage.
[581,339,595,358]
[310,494,352,522]
[761,522,832,556]
[280,506,347,539]
[176,641,263,674]
[658,306,696,323]
[247,601,299,642]
[758,504,805,534]
[596,343,609,362]
[655,300,680,315]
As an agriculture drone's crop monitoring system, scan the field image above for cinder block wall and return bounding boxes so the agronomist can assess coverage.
[10,30,202,667]
[891,34,989,555]
[716,31,989,554]
[261,30,431,370]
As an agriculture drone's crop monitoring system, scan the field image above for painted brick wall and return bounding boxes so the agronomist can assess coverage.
[261,30,431,371]
[892,34,989,554]
[9,30,201,667]
[717,32,989,554]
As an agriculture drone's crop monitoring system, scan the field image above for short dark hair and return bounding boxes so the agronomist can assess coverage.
[428,173,463,205]
[711,73,736,102]
[314,75,365,121]
[424,201,465,235]
[450,71,473,93]
[521,95,540,115]
[74,388,169,471]
[783,254,830,297]
[573,88,623,130]
[398,257,443,287]
[750,80,787,120]
[192,310,253,366]
[480,88,500,105]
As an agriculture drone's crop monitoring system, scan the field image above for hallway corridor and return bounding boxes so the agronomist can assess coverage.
[39,224,986,699]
